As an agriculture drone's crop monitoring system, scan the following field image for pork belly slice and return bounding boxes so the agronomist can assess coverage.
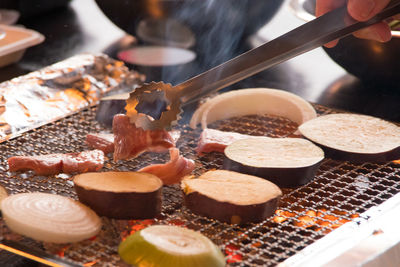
[113,114,179,161]
[138,148,195,185]
[86,133,115,154]
[196,128,264,155]
[8,150,104,176]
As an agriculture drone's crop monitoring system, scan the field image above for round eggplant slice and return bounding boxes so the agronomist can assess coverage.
[298,114,400,163]
[74,172,162,220]
[119,225,225,267]
[223,137,324,187]
[181,170,282,224]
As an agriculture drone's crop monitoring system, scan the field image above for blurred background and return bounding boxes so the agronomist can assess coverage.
[0,0,398,120]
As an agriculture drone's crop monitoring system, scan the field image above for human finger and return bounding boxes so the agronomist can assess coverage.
[353,21,392,42]
[315,0,346,47]
[347,0,391,21]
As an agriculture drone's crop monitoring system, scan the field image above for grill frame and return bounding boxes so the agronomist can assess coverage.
[0,104,399,267]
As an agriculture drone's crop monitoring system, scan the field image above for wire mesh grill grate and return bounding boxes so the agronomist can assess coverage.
[0,104,399,266]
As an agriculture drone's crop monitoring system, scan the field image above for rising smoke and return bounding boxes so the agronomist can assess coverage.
[160,0,250,84]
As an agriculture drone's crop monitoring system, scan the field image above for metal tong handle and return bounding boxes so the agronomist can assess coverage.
[174,0,400,104]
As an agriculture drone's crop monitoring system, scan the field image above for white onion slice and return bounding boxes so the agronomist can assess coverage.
[1,192,101,243]
[189,88,317,131]
[0,185,8,210]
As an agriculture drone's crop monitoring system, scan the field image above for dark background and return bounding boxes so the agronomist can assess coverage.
[0,0,399,122]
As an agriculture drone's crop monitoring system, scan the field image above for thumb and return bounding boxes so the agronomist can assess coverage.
[347,0,391,21]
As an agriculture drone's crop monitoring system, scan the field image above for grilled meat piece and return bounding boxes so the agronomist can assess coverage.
[196,128,262,155]
[8,150,104,175]
[113,114,178,161]
[139,148,195,185]
[86,133,114,154]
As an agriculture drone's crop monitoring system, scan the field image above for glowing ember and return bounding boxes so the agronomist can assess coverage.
[252,242,262,248]
[273,209,358,233]
[56,245,70,258]
[168,219,186,226]
[141,219,155,226]
[225,244,243,263]
[121,219,156,240]
[83,260,98,266]
[273,209,296,223]
[392,159,400,164]
[294,210,317,228]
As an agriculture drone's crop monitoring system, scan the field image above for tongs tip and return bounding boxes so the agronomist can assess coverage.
[125,81,182,130]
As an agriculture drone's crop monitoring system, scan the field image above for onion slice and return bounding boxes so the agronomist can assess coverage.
[189,88,316,131]
[0,184,8,210]
[1,192,101,243]
[119,225,225,267]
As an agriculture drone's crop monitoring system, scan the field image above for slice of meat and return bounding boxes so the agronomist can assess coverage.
[196,128,264,155]
[8,154,63,175]
[86,130,179,156]
[86,133,114,154]
[138,148,195,185]
[113,114,178,161]
[8,150,104,176]
[62,150,105,174]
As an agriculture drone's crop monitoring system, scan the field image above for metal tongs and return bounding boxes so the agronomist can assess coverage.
[126,0,400,130]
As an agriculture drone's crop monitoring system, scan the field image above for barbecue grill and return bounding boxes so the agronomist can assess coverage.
[0,87,399,266]
[0,0,399,264]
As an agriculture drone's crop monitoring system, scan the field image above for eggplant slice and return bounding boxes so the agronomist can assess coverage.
[181,170,282,224]
[299,113,400,163]
[223,137,324,187]
[74,172,162,219]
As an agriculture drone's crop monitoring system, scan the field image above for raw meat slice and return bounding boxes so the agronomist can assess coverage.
[62,150,105,174]
[113,114,178,161]
[86,133,114,154]
[8,150,104,175]
[196,128,266,155]
[139,148,195,185]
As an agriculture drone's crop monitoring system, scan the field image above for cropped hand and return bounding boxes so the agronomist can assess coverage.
[316,0,399,47]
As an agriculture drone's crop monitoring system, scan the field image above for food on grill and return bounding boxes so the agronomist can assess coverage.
[139,148,195,185]
[0,184,8,210]
[8,150,105,175]
[1,192,101,243]
[95,92,129,127]
[113,114,178,161]
[196,128,266,155]
[298,113,400,162]
[189,88,316,132]
[181,170,282,224]
[223,138,324,187]
[118,225,225,267]
[86,133,114,154]
[74,172,162,219]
